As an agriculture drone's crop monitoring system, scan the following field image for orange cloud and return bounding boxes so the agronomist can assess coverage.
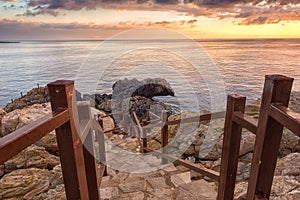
[12,0,298,25]
[0,17,200,40]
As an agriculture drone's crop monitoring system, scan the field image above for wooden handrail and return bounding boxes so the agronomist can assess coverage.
[0,108,69,164]
[269,103,300,136]
[99,111,124,118]
[131,111,143,138]
[247,75,295,200]
[2,75,299,200]
[142,111,225,129]
[233,111,258,134]
[166,111,225,126]
[143,147,220,181]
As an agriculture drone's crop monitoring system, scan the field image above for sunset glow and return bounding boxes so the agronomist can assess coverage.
[0,0,299,40]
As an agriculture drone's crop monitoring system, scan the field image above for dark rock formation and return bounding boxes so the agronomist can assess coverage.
[3,78,177,127]
[110,78,176,123]
[112,78,174,99]
[3,87,82,113]
[4,87,49,113]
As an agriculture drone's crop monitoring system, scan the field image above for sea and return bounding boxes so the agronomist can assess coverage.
[0,38,299,112]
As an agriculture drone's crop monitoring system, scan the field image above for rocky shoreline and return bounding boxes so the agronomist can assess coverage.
[0,81,299,199]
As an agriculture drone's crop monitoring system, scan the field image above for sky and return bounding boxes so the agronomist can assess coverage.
[0,0,299,40]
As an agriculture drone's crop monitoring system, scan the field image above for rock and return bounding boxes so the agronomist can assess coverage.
[234,181,248,199]
[273,189,300,200]
[4,86,49,113]
[93,94,109,111]
[235,153,252,182]
[100,187,119,199]
[83,78,177,127]
[0,108,7,118]
[91,108,115,133]
[280,129,300,157]
[36,184,66,200]
[109,78,175,125]
[0,108,7,132]
[0,108,7,121]
[239,131,256,156]
[198,126,255,160]
[235,153,300,199]
[118,179,147,193]
[281,153,300,176]
[245,103,260,118]
[170,172,191,187]
[147,188,175,199]
[0,165,4,177]
[162,163,178,173]
[290,91,300,113]
[198,119,224,160]
[0,168,53,199]
[49,164,64,188]
[147,176,169,190]
[111,191,144,200]
[112,95,171,126]
[112,78,174,99]
[1,103,51,136]
[175,179,217,200]
[4,145,60,173]
[127,170,165,180]
[271,175,300,198]
[235,176,300,200]
[35,131,59,155]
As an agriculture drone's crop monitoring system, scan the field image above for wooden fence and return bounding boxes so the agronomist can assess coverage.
[0,75,299,199]
[0,80,107,199]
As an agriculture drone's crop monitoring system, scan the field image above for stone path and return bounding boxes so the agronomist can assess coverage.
[98,134,218,199]
[99,163,218,200]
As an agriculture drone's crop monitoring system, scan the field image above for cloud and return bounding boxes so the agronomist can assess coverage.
[10,0,300,25]
[0,17,200,40]
[0,18,127,40]
[235,2,300,25]
[17,9,60,16]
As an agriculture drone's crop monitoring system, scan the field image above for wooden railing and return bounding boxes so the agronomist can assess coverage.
[114,74,299,200]
[218,75,300,200]
[0,80,106,200]
[1,75,299,200]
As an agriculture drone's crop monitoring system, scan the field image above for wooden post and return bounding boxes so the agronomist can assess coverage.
[98,116,104,130]
[95,115,107,176]
[48,80,89,200]
[246,75,294,199]
[78,102,100,200]
[123,112,128,133]
[142,120,148,153]
[96,129,108,175]
[217,94,246,200]
[161,110,168,164]
[130,110,136,137]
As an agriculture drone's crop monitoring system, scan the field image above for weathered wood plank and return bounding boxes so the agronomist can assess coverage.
[143,147,219,181]
[246,75,294,200]
[233,111,258,134]
[79,101,101,200]
[161,110,169,164]
[218,94,246,200]
[48,80,90,200]
[269,103,300,137]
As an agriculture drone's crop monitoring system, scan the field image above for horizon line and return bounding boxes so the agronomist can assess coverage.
[1,37,300,42]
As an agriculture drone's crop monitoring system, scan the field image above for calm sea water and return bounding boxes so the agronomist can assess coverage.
[0,39,299,111]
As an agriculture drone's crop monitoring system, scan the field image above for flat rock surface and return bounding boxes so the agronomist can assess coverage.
[99,163,217,200]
